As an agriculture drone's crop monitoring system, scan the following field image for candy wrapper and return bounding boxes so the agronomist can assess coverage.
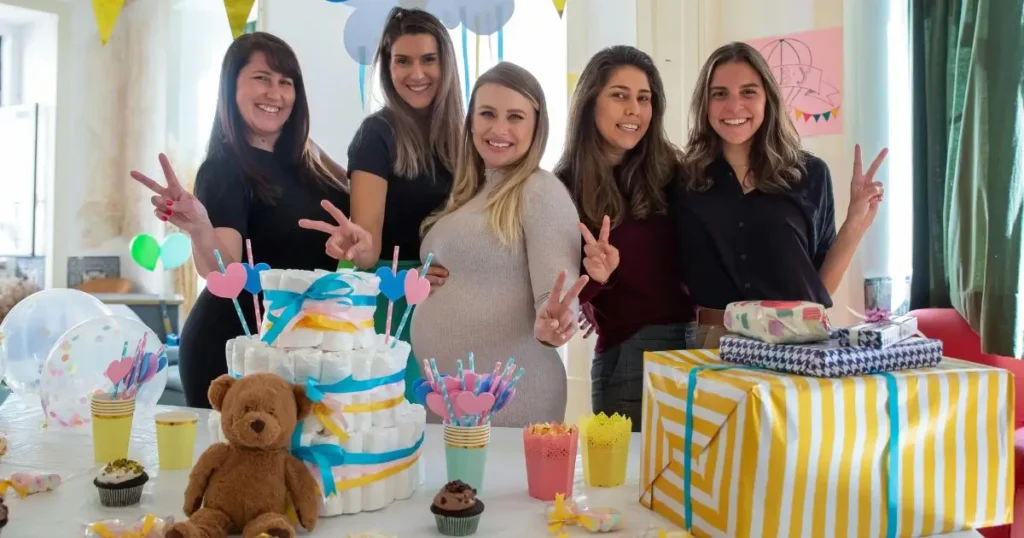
[0,472,61,498]
[85,514,173,537]
[723,300,831,344]
[578,413,630,488]
[833,312,920,349]
[546,493,623,537]
[524,422,578,501]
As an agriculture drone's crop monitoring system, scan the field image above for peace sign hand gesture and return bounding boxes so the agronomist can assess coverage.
[579,215,619,285]
[534,270,590,347]
[846,144,888,233]
[298,200,373,262]
[130,153,211,234]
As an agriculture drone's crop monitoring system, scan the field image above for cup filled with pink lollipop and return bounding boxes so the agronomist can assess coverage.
[412,353,523,492]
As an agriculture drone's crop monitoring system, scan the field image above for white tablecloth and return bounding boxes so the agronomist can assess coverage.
[0,395,984,537]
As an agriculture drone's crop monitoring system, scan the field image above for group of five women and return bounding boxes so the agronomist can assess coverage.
[131,7,887,429]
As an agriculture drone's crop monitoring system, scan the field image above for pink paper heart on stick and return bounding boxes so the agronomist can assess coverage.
[462,371,479,391]
[455,391,496,416]
[104,357,134,386]
[425,392,450,419]
[442,376,463,393]
[403,270,431,305]
[206,263,247,299]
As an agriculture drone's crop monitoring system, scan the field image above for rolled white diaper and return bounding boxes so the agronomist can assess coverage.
[259,268,286,293]
[208,410,224,444]
[360,427,398,511]
[293,348,324,384]
[243,344,275,375]
[320,331,355,352]
[271,348,296,383]
[230,336,267,377]
[354,328,377,350]
[343,348,376,433]
[393,403,426,500]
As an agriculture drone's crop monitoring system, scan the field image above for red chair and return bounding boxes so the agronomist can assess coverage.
[909,308,1022,538]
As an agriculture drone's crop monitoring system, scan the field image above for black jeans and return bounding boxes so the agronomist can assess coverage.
[591,323,695,432]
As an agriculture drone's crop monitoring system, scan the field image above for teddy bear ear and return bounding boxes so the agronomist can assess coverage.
[208,375,236,411]
[292,384,313,420]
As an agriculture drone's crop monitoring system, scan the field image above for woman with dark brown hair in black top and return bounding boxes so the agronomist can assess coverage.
[130,32,349,408]
[673,42,889,348]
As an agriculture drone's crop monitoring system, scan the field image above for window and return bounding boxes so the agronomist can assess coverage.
[887,0,913,283]
[0,103,40,257]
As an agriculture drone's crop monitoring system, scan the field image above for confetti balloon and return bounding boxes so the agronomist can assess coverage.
[0,289,112,398]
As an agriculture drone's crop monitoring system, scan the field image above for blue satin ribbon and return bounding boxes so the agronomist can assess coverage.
[261,272,375,345]
[305,370,406,401]
[291,427,425,498]
[681,366,899,538]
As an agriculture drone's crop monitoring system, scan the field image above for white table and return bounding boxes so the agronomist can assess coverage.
[0,395,984,537]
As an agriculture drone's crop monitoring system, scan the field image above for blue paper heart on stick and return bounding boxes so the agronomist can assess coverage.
[375,267,408,302]
[243,263,271,294]
[413,382,434,405]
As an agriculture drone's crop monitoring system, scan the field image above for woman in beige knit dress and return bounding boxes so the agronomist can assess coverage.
[411,63,587,427]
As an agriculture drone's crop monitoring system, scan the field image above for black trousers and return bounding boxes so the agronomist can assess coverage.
[590,323,695,432]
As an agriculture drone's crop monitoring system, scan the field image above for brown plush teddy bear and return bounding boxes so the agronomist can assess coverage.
[165,373,321,538]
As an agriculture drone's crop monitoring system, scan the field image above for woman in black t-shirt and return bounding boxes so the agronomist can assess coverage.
[300,8,464,401]
[130,33,349,408]
[672,42,889,348]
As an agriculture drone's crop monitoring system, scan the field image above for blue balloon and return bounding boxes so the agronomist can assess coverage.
[374,266,407,302]
[243,263,271,294]
[343,0,398,65]
[159,232,193,270]
[413,382,434,405]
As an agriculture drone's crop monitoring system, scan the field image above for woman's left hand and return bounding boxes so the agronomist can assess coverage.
[534,270,590,347]
[846,144,889,232]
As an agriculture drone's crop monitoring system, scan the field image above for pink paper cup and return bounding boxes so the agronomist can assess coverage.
[523,426,578,501]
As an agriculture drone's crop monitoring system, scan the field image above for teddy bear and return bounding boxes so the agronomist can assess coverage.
[165,373,321,538]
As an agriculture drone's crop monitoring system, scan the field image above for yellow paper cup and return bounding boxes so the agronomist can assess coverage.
[155,411,198,470]
[90,394,135,463]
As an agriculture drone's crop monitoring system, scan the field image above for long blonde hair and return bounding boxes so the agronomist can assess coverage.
[422,62,550,248]
[681,42,804,192]
[372,7,462,178]
[554,46,681,232]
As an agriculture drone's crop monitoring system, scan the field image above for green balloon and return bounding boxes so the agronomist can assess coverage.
[130,234,161,271]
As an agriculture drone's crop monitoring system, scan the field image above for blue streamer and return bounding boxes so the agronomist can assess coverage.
[497,29,503,62]
[681,365,900,536]
[261,273,375,346]
[460,10,470,102]
[305,370,405,401]
[292,431,425,497]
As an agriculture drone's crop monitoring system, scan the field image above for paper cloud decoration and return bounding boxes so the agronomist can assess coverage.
[425,0,463,29]
[456,0,515,36]
[343,0,399,65]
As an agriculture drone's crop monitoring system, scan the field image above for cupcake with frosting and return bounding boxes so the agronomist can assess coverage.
[430,480,484,536]
[93,458,148,507]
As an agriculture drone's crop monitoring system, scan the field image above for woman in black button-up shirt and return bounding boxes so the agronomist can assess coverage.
[671,42,888,348]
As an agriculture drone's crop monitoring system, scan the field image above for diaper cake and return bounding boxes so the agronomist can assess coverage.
[208,268,426,516]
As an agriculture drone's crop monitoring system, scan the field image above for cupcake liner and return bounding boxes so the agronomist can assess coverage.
[433,513,481,536]
[96,483,144,507]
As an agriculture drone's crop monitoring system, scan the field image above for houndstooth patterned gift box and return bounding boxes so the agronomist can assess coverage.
[718,334,944,377]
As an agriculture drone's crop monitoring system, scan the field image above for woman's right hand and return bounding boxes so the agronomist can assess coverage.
[298,200,373,262]
[417,265,449,294]
[130,153,211,234]
[579,215,620,285]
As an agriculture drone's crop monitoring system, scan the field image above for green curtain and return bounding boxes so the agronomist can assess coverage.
[910,0,1024,357]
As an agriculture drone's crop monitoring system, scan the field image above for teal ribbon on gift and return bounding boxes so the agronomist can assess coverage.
[305,370,406,401]
[682,366,900,538]
[290,425,424,498]
[261,273,376,346]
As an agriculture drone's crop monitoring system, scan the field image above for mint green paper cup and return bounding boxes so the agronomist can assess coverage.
[444,424,490,493]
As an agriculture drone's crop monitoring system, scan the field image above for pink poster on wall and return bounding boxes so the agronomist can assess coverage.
[746,27,844,137]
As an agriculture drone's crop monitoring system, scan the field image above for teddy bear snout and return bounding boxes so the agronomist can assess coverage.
[250,419,265,433]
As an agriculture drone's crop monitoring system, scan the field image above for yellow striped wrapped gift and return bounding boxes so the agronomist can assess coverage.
[640,349,1014,538]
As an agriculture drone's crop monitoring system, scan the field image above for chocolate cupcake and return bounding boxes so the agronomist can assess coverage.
[429,480,484,536]
[93,459,148,507]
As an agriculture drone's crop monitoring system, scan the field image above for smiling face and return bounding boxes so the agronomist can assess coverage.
[390,33,441,110]
[235,51,295,146]
[706,60,766,148]
[471,83,537,169]
[594,66,653,160]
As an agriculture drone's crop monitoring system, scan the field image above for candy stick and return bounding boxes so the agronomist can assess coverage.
[429,358,456,423]
[384,246,399,345]
[391,253,433,346]
[495,368,524,410]
[488,361,502,395]
[468,352,475,373]
[245,239,262,332]
[214,249,251,336]
[456,359,465,390]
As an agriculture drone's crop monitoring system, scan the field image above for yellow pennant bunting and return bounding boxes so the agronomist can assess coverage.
[91,0,125,46]
[553,0,567,17]
[224,0,257,39]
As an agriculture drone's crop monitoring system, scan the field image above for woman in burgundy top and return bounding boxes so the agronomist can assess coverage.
[554,46,694,431]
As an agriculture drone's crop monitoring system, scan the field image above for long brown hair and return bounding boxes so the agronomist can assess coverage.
[554,46,680,232]
[371,7,462,179]
[421,63,549,249]
[207,32,341,203]
[680,42,804,192]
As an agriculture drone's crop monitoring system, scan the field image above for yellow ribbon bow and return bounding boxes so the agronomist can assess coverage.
[87,514,157,537]
[0,479,28,498]
[547,494,578,538]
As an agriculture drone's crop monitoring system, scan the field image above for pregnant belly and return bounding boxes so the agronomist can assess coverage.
[409,284,531,359]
